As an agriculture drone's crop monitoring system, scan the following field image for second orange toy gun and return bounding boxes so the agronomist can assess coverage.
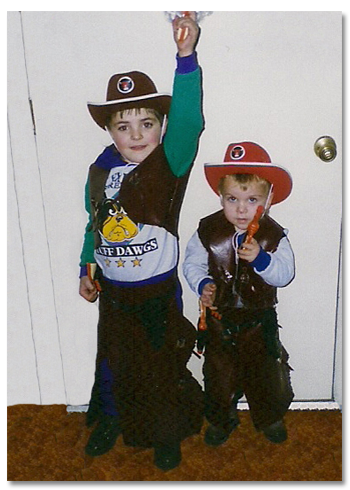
[197,300,208,355]
[245,205,264,244]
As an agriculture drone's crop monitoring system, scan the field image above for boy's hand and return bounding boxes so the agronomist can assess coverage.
[172,12,199,57]
[79,276,98,302]
[201,282,217,308]
[238,238,260,263]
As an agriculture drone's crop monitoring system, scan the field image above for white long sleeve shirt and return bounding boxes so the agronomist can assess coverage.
[183,228,295,297]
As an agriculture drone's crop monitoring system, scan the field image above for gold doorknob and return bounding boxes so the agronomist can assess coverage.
[314,136,337,162]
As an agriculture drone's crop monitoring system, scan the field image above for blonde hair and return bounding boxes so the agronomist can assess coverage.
[218,173,271,197]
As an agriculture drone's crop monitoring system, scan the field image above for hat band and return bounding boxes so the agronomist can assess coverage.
[88,92,171,107]
[205,162,292,176]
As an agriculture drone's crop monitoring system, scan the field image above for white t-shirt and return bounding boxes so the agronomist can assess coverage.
[94,164,178,284]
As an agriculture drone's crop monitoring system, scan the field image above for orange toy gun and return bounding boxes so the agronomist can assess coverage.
[87,263,102,293]
[197,300,222,355]
[197,300,207,355]
[165,11,212,42]
[198,300,207,332]
[177,11,191,41]
[245,205,264,244]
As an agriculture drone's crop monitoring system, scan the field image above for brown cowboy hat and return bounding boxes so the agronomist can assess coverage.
[204,142,293,204]
[88,71,171,130]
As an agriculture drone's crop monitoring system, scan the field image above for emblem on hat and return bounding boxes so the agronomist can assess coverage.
[230,145,245,160]
[117,76,134,94]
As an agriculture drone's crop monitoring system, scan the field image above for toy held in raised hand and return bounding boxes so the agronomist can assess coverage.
[178,11,190,41]
[165,11,212,41]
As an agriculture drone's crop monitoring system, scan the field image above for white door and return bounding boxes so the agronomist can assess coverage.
[8,11,341,406]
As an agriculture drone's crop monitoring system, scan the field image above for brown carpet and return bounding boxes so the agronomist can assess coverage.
[7,404,341,481]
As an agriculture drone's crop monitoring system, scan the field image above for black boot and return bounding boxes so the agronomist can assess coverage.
[204,411,240,446]
[85,415,121,456]
[154,442,182,471]
[263,420,287,443]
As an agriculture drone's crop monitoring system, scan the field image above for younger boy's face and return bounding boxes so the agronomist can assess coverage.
[220,179,272,232]
[108,108,162,163]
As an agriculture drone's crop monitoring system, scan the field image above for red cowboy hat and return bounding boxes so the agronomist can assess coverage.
[204,142,293,204]
[88,71,171,130]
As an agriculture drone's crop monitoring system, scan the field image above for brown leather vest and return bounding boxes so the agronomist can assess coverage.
[198,210,285,309]
[89,144,192,248]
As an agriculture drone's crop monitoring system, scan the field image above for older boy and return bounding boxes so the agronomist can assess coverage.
[80,13,204,471]
[183,141,295,446]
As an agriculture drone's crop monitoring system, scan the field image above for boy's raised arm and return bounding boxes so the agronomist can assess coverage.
[164,12,204,177]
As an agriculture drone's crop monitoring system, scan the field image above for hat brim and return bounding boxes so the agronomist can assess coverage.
[88,93,171,130]
[204,162,293,204]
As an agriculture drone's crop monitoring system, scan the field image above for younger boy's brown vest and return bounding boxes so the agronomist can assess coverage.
[89,144,192,248]
[198,210,285,309]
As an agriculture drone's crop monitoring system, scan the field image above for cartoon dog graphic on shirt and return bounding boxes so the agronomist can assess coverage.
[98,199,139,243]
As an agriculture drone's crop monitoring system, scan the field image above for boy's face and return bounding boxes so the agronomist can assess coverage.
[108,108,162,163]
[220,179,272,232]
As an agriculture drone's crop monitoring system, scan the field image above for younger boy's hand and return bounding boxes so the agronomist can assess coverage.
[238,238,260,263]
[201,282,217,308]
[79,276,98,302]
[172,12,199,57]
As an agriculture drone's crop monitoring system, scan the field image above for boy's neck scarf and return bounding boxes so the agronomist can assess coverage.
[94,144,126,170]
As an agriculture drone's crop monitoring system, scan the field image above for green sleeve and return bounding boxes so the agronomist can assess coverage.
[163,67,204,177]
[79,176,96,267]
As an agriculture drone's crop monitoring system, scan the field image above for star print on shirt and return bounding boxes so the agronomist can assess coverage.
[131,257,142,267]
[116,258,126,268]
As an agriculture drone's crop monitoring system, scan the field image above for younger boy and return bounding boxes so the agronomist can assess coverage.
[79,14,204,471]
[183,141,295,446]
